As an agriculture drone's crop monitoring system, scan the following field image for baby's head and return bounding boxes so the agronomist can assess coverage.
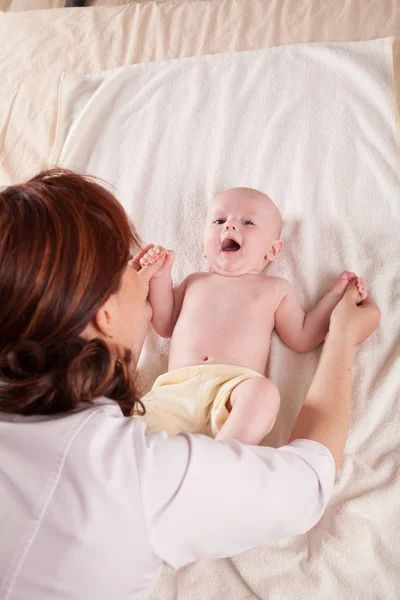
[203,187,283,276]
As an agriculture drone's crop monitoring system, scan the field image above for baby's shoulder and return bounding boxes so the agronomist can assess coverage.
[184,271,208,286]
[261,275,289,289]
[188,271,208,280]
[262,276,294,310]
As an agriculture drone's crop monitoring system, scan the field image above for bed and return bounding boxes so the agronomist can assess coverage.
[1,2,399,599]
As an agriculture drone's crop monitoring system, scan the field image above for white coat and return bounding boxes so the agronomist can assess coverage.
[0,398,334,599]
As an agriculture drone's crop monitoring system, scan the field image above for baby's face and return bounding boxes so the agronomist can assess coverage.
[203,188,283,276]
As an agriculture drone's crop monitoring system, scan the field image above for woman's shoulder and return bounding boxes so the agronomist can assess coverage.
[0,398,133,470]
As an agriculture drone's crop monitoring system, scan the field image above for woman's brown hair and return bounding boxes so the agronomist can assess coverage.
[0,168,144,417]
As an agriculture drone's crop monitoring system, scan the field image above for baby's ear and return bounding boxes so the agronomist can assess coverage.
[265,239,284,262]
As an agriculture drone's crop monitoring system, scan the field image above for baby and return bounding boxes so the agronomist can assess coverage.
[135,188,367,444]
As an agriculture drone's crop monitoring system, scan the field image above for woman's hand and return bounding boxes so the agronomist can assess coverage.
[328,279,381,346]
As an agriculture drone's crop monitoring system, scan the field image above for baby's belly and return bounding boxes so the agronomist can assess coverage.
[168,317,273,374]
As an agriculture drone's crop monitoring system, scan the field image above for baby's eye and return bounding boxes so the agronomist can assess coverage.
[214,219,226,225]
[243,220,255,226]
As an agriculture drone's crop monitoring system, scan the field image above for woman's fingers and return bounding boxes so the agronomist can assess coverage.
[330,279,381,345]
[358,294,381,320]
[343,278,360,302]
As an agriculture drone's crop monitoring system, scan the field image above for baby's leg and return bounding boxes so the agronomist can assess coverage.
[215,377,280,445]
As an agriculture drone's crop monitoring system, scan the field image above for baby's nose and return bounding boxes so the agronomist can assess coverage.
[224,221,238,231]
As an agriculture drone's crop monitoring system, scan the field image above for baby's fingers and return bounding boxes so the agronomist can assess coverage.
[131,244,155,271]
[138,252,167,283]
[140,245,165,266]
[355,277,368,304]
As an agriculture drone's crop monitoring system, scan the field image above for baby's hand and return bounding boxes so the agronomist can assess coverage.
[140,244,175,278]
[329,271,368,304]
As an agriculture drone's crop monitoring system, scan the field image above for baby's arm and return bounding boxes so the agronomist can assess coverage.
[274,272,367,352]
[140,245,187,338]
[149,276,188,338]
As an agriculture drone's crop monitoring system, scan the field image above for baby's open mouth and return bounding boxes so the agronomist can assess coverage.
[221,238,241,252]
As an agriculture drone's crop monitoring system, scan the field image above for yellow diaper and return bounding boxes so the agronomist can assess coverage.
[133,364,262,437]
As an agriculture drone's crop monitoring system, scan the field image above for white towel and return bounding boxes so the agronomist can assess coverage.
[55,39,400,600]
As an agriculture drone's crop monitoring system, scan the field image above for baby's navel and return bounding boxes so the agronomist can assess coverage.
[203,356,209,361]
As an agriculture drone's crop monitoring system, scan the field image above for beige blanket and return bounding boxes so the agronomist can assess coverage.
[56,38,400,599]
[1,1,400,184]
[1,3,399,599]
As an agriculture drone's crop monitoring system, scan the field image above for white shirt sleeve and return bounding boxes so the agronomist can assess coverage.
[134,423,335,570]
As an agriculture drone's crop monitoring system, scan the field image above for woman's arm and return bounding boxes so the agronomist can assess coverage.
[135,425,334,569]
[289,280,381,471]
[289,330,354,471]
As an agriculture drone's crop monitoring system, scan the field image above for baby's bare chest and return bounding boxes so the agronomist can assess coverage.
[170,274,279,371]
[181,274,278,326]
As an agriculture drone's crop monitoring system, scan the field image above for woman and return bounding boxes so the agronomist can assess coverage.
[0,169,380,599]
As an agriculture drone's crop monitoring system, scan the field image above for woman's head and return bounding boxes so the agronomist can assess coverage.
[0,168,149,416]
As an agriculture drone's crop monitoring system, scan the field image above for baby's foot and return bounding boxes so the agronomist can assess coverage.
[330,271,368,304]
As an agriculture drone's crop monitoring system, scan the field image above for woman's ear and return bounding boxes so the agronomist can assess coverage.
[81,294,118,341]
[265,239,284,262]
